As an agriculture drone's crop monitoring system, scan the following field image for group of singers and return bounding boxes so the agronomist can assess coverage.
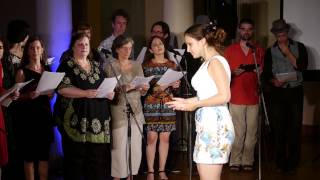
[0,8,308,180]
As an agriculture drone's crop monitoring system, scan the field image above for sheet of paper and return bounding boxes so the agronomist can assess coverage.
[0,79,33,102]
[131,75,154,88]
[136,47,147,64]
[96,76,120,98]
[275,72,297,82]
[47,57,55,65]
[2,98,13,107]
[174,48,185,55]
[168,51,182,65]
[157,69,186,86]
[0,79,34,106]
[36,71,65,93]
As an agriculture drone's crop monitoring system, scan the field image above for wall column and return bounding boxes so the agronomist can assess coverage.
[36,0,72,71]
[163,0,194,47]
[35,0,72,158]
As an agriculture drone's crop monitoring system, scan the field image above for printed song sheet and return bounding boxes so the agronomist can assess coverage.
[131,75,154,88]
[36,71,65,94]
[275,72,297,82]
[0,79,34,102]
[96,76,120,98]
[136,47,147,64]
[157,69,186,86]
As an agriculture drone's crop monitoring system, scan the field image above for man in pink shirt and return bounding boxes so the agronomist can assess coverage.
[225,18,264,171]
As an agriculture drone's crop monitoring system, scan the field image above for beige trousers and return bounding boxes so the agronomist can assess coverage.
[229,103,259,166]
[111,120,143,178]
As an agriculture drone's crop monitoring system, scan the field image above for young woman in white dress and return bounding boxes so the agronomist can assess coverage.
[166,23,235,180]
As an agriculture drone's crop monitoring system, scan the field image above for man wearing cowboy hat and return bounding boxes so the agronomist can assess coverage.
[262,19,308,173]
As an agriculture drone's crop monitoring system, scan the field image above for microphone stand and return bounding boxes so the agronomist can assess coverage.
[171,51,193,180]
[250,47,270,180]
[100,52,146,179]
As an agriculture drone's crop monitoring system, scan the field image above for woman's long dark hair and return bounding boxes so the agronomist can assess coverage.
[21,35,49,69]
[0,37,9,62]
[143,36,169,65]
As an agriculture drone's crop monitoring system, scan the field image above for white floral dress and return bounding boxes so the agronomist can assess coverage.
[191,55,234,164]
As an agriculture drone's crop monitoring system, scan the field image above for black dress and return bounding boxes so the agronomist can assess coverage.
[54,58,112,179]
[54,59,111,143]
[15,67,54,162]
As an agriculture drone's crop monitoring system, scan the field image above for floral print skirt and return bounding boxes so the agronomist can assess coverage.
[193,106,234,164]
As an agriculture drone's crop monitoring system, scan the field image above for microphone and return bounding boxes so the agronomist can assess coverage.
[246,42,256,50]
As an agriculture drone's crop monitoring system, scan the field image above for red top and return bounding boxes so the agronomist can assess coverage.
[225,42,265,105]
[0,61,8,166]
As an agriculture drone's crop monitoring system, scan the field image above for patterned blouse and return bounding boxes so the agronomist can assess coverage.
[142,60,177,131]
[54,59,111,143]
[2,53,22,89]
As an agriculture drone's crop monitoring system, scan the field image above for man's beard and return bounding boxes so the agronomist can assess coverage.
[240,34,252,41]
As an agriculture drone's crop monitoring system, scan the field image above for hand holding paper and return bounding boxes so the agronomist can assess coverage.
[96,76,120,98]
[275,72,297,82]
[157,69,186,86]
[131,75,154,88]
[0,79,33,103]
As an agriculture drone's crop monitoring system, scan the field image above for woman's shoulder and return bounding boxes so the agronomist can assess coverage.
[130,60,142,68]
[57,59,74,72]
[109,61,120,70]
[212,55,228,64]
[209,55,231,75]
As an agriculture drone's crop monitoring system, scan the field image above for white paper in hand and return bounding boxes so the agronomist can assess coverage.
[96,76,120,98]
[136,47,147,64]
[168,51,182,65]
[174,49,185,55]
[36,71,65,93]
[0,79,34,103]
[157,69,186,86]
[131,75,154,88]
[275,72,297,82]
[47,57,55,65]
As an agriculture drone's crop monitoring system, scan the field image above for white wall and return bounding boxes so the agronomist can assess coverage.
[284,0,320,70]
